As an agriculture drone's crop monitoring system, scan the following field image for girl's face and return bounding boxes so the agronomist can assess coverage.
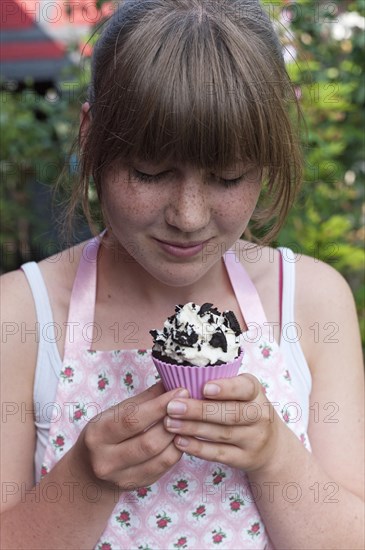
[102,160,262,287]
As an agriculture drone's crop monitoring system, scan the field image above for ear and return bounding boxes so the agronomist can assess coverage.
[79,101,91,147]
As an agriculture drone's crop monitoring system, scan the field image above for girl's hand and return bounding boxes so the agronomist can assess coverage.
[71,382,189,492]
[164,374,284,473]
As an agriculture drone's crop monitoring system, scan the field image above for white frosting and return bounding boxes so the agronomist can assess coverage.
[150,302,242,366]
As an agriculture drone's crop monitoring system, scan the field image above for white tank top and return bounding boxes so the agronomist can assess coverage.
[21,247,312,483]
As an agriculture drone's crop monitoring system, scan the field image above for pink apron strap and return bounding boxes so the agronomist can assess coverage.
[223,247,268,328]
[64,233,104,355]
[278,249,283,331]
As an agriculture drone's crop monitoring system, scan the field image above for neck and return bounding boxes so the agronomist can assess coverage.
[97,233,231,310]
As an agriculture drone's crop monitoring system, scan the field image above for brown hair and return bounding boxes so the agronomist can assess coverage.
[69,0,303,243]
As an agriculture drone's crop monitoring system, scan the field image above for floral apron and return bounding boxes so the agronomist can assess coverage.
[41,236,311,550]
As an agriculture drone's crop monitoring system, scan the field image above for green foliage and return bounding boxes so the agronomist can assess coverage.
[276,0,365,341]
[0,67,88,271]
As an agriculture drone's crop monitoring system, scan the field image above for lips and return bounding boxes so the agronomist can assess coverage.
[157,239,208,248]
[154,238,211,258]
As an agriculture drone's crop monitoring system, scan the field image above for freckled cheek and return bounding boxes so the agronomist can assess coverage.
[112,201,160,226]
[104,187,164,225]
[213,187,260,228]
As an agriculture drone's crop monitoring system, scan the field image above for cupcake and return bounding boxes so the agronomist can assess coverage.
[150,302,244,399]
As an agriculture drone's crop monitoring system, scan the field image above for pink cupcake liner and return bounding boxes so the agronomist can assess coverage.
[152,350,244,399]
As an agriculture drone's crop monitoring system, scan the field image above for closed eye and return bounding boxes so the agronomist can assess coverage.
[132,168,249,187]
[132,169,169,183]
[216,174,247,188]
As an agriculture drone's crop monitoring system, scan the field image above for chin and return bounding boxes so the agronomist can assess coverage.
[148,263,212,288]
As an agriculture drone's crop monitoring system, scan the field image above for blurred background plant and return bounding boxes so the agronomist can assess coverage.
[1,0,364,342]
[276,0,365,341]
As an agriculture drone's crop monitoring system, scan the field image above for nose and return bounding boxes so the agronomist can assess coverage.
[164,173,211,233]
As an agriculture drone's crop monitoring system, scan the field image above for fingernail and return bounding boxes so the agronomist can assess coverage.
[166,417,183,429]
[204,383,221,396]
[167,400,187,415]
[174,388,189,398]
[175,436,189,447]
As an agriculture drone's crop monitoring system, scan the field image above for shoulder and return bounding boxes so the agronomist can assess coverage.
[235,240,361,366]
[293,253,360,366]
[0,268,38,341]
[1,241,86,319]
[37,240,87,286]
[0,241,87,368]
[1,266,42,372]
[293,252,357,326]
[294,252,355,309]
[236,238,357,318]
[37,242,85,304]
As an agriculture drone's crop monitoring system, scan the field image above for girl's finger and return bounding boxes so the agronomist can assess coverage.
[93,419,177,476]
[113,441,184,491]
[172,435,245,469]
[166,395,269,427]
[164,417,248,446]
[98,385,189,443]
[202,373,261,402]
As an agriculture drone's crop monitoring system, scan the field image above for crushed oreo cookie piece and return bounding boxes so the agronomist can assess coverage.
[225,311,242,336]
[198,303,213,316]
[209,329,227,352]
[149,330,158,340]
[173,330,199,347]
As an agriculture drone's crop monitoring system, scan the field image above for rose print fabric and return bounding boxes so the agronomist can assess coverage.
[41,237,311,549]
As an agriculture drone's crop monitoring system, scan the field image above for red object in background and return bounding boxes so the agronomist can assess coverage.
[3,41,65,61]
[0,0,112,82]
[1,0,34,29]
[1,0,66,81]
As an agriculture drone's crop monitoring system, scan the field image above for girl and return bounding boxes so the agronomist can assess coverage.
[1,1,363,548]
